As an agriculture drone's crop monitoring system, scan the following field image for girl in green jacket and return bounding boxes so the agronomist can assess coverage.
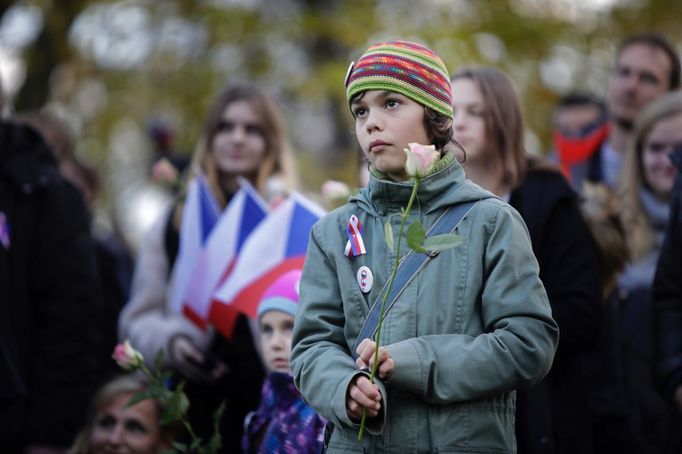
[290,40,559,453]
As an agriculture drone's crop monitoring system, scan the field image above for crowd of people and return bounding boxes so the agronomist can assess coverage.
[1,30,682,454]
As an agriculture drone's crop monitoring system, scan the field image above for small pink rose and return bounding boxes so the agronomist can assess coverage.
[151,158,179,184]
[112,340,144,370]
[404,142,439,177]
[321,180,351,200]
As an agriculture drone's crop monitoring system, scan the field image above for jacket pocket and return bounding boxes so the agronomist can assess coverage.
[325,443,364,453]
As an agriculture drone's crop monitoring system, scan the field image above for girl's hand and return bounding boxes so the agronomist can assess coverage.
[346,374,382,421]
[355,338,395,380]
[169,335,227,383]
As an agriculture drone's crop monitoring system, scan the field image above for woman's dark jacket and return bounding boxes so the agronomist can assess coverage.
[654,149,682,401]
[652,149,682,454]
[0,121,102,450]
[510,163,603,454]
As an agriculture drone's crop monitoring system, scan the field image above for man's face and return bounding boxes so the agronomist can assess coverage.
[607,43,672,129]
[554,104,603,137]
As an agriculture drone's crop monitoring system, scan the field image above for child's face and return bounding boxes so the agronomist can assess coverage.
[260,311,295,373]
[352,90,431,182]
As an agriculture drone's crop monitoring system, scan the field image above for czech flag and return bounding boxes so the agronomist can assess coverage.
[168,175,221,315]
[181,180,268,329]
[210,193,325,338]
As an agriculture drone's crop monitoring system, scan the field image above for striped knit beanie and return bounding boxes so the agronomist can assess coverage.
[345,40,453,119]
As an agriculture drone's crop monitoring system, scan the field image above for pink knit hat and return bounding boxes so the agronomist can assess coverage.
[257,269,302,320]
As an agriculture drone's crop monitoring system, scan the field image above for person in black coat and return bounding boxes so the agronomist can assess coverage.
[451,66,603,454]
[652,135,682,452]
[18,110,135,382]
[0,110,102,452]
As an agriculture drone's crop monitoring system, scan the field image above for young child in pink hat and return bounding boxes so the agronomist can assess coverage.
[242,269,326,454]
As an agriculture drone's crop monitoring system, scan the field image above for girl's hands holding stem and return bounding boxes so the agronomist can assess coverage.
[346,339,395,421]
[346,375,382,421]
[355,338,395,380]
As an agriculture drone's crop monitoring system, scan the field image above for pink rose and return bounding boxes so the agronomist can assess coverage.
[112,340,144,370]
[151,158,179,184]
[404,142,439,177]
[321,180,351,200]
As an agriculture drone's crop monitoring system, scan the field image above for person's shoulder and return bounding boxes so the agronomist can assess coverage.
[519,161,575,202]
[0,120,60,190]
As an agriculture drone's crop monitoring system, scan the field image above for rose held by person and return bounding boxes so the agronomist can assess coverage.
[405,142,439,177]
[112,340,144,370]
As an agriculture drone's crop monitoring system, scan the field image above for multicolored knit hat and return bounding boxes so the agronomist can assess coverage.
[345,40,453,119]
[257,269,302,320]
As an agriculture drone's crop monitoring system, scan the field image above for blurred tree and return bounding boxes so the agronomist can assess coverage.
[2,0,681,246]
[13,0,85,111]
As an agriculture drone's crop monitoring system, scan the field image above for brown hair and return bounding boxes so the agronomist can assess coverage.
[18,110,75,162]
[618,91,682,260]
[617,33,681,91]
[189,84,297,208]
[450,66,527,188]
[172,85,297,228]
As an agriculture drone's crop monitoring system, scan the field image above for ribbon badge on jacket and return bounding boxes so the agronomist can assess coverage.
[345,215,366,257]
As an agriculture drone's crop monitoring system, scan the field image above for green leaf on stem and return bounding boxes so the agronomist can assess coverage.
[161,388,190,425]
[148,379,173,401]
[423,233,464,251]
[171,441,188,452]
[189,437,204,451]
[384,221,394,252]
[154,349,164,372]
[127,390,154,408]
[406,221,427,253]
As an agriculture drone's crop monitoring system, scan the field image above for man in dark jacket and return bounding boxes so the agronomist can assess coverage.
[0,89,102,452]
[558,33,679,192]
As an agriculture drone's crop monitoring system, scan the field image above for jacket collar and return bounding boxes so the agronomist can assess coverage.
[351,153,494,216]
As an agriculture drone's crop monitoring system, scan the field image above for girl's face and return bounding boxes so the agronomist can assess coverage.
[451,78,490,162]
[90,392,167,454]
[260,310,294,373]
[211,100,267,181]
[641,112,682,199]
[352,90,430,182]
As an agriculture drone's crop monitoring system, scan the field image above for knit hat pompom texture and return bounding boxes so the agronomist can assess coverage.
[345,40,453,119]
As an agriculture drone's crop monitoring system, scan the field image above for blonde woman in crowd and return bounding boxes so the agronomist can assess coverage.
[119,84,297,451]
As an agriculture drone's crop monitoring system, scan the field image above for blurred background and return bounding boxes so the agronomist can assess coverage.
[1,0,680,251]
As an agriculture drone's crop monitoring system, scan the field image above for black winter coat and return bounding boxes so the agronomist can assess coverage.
[654,148,682,401]
[0,121,101,450]
[510,163,603,454]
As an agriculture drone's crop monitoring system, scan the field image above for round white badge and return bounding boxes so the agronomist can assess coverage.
[356,266,373,293]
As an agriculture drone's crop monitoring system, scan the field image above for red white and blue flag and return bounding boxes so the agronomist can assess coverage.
[181,179,268,329]
[210,193,325,338]
[169,175,221,315]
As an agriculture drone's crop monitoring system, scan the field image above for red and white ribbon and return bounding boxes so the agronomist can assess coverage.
[345,215,366,257]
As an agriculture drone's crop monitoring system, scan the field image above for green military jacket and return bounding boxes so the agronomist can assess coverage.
[291,156,559,453]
